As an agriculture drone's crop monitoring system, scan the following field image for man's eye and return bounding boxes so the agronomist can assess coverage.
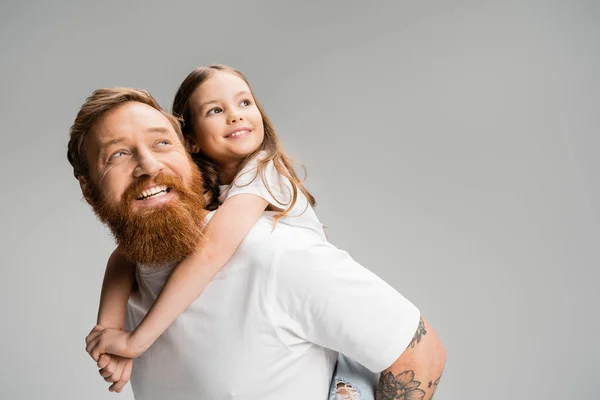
[207,107,223,115]
[157,140,170,146]
[110,150,128,160]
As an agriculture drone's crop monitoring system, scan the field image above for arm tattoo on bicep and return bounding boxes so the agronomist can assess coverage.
[408,317,427,348]
[375,370,425,400]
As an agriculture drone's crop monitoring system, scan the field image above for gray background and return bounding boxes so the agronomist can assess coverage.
[1,0,598,399]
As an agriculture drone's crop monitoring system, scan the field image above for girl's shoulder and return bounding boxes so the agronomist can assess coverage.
[233,152,292,192]
[220,152,291,206]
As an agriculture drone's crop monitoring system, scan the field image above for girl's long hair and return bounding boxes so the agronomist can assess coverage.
[172,64,316,220]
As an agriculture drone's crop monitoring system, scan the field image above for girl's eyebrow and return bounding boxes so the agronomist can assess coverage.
[198,99,219,110]
[199,91,252,109]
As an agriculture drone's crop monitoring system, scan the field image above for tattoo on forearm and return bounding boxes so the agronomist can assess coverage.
[427,373,443,400]
[408,317,427,348]
[428,374,442,389]
[375,370,425,400]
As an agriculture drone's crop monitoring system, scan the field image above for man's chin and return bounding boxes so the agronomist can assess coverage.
[91,190,207,267]
[88,166,208,267]
[111,204,206,267]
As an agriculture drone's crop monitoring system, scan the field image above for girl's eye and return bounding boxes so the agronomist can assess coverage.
[240,99,251,107]
[207,107,223,115]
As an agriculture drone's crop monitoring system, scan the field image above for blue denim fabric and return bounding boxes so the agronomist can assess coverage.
[328,354,380,400]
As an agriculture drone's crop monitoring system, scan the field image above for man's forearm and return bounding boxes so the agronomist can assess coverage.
[376,317,446,400]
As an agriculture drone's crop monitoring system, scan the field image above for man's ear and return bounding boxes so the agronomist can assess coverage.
[78,176,93,206]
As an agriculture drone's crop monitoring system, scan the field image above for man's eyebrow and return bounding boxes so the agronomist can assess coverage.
[99,137,127,153]
[99,128,170,153]
[146,126,172,134]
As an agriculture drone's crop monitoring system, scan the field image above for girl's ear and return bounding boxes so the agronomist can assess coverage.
[185,136,200,153]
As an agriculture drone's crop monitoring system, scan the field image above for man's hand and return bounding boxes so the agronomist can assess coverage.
[97,354,133,393]
[86,325,143,361]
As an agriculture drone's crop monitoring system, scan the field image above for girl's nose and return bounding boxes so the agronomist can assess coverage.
[227,111,243,124]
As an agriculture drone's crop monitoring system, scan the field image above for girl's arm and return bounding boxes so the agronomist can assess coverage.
[128,193,268,355]
[85,247,136,389]
[97,248,136,329]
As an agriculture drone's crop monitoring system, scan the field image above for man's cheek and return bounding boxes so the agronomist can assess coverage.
[100,172,127,202]
[103,185,126,209]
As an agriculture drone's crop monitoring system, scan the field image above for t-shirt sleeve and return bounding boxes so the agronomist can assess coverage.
[270,240,421,373]
[225,155,293,209]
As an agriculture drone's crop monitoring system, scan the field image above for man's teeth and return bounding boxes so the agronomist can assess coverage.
[229,130,249,138]
[138,186,169,200]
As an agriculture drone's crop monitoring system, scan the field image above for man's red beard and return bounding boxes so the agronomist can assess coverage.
[88,166,208,267]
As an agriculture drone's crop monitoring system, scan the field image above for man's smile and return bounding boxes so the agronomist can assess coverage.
[136,185,172,201]
[132,184,177,209]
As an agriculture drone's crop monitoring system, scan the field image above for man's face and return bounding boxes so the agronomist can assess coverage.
[82,101,207,266]
[86,101,194,210]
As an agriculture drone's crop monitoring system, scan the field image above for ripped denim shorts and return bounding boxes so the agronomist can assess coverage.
[328,354,380,400]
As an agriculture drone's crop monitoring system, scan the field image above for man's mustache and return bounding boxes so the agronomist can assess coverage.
[121,173,187,206]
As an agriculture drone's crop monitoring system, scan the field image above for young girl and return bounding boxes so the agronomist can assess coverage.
[85,65,416,399]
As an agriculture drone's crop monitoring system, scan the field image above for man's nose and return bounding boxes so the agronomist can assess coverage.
[133,150,164,178]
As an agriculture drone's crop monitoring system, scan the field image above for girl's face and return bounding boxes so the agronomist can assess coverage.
[188,72,265,167]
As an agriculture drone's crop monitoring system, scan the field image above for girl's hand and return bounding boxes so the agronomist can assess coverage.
[86,325,143,360]
[97,354,133,393]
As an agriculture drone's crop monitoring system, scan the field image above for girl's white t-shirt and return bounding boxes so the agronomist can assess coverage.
[218,153,326,237]
[126,155,420,400]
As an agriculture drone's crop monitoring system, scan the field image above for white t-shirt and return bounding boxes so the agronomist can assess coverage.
[125,156,420,400]
[218,153,326,237]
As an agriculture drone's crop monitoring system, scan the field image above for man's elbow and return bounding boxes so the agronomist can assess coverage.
[377,320,446,400]
[424,318,446,366]
[417,318,446,370]
[430,325,447,372]
[387,318,447,374]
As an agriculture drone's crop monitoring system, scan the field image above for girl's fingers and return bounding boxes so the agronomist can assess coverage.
[110,360,132,393]
[86,337,101,361]
[97,354,111,369]
[101,356,118,377]
[109,358,126,383]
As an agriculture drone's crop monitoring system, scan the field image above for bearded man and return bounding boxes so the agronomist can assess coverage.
[67,88,446,400]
